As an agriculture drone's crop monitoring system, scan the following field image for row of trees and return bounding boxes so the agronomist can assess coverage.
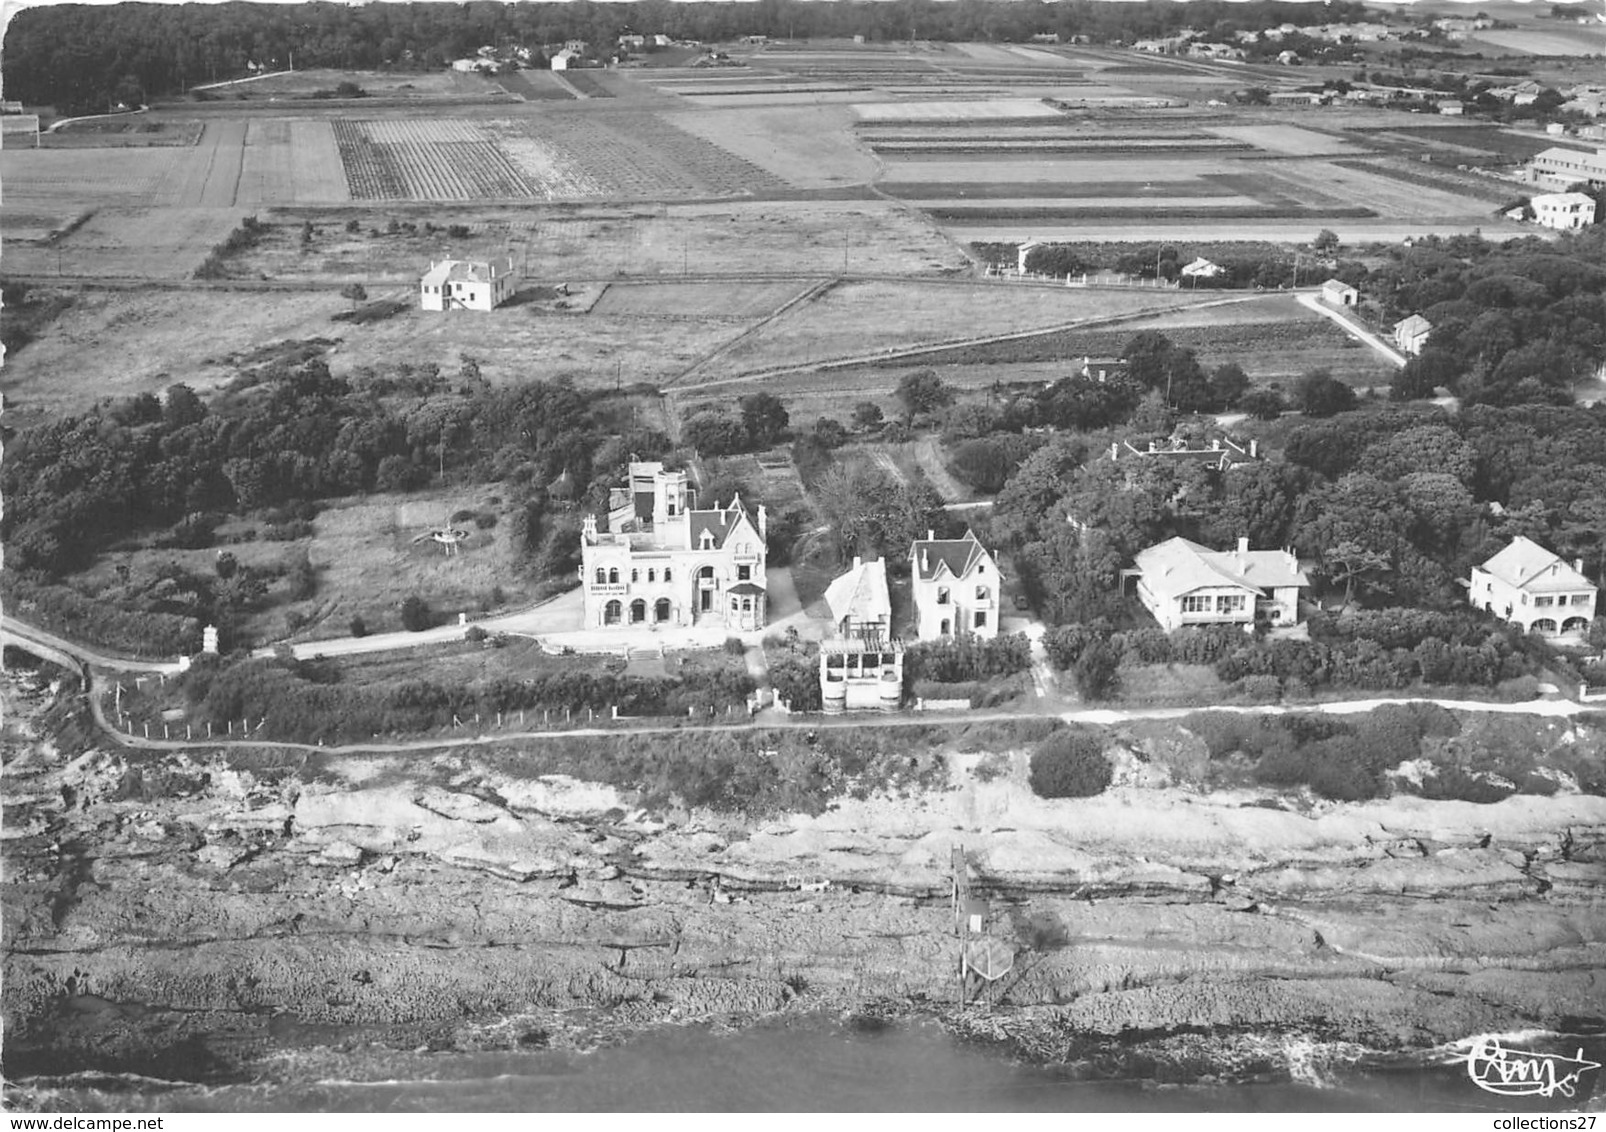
[7,0,1370,114]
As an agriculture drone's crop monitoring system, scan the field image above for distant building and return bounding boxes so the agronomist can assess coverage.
[550,48,583,70]
[618,34,646,49]
[1528,146,1606,192]
[819,557,902,714]
[1469,536,1595,638]
[1393,313,1433,356]
[1078,355,1127,382]
[1016,239,1044,274]
[1276,50,1302,65]
[1320,278,1359,307]
[1437,99,1464,116]
[1532,191,1597,230]
[909,530,1001,640]
[1109,434,1259,471]
[1269,90,1322,105]
[579,461,767,631]
[1128,537,1308,632]
[420,258,517,311]
[1180,256,1223,279]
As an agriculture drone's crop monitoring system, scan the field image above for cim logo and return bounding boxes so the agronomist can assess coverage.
[1462,1037,1602,1103]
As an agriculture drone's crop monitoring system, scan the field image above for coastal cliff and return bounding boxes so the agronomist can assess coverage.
[4,667,1605,1089]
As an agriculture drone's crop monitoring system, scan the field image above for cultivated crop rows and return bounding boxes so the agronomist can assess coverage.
[332,119,538,200]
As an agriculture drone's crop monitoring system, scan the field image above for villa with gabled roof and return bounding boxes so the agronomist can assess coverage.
[909,529,1001,640]
[1128,536,1308,631]
[579,461,767,631]
[1468,536,1595,637]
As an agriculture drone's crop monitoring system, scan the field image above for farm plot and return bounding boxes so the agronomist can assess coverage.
[1206,124,1367,157]
[851,99,1065,122]
[591,281,813,320]
[865,136,1254,157]
[235,119,351,205]
[492,70,576,101]
[1267,160,1496,220]
[881,179,1241,200]
[1470,29,1606,56]
[45,120,203,148]
[699,280,1220,379]
[560,71,618,98]
[876,155,1246,185]
[663,105,878,188]
[332,119,537,200]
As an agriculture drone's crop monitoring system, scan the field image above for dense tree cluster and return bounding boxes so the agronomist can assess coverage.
[1,358,664,581]
[6,0,1370,113]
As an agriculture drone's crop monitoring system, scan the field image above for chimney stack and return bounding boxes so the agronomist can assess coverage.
[1237,537,1250,555]
[853,556,862,569]
[927,529,934,541]
[1576,558,1585,574]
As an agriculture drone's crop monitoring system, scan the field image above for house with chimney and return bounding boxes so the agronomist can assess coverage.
[420,257,517,311]
[1127,536,1309,631]
[819,556,903,713]
[909,530,1001,640]
[1468,536,1595,637]
[579,461,767,631]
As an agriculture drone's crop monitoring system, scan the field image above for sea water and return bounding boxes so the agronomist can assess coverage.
[12,1017,1600,1113]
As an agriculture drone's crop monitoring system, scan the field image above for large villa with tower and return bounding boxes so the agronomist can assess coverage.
[579,461,768,632]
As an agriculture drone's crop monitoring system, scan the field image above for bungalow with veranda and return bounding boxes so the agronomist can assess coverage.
[1468,537,1596,638]
[1128,537,1308,632]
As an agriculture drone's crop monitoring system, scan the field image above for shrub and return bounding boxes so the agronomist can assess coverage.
[1073,642,1119,701]
[1028,729,1113,799]
[465,625,489,643]
[723,637,749,656]
[400,596,433,632]
[349,615,368,638]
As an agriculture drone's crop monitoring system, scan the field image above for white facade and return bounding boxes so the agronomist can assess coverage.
[1131,537,1308,632]
[1532,191,1597,230]
[420,258,516,311]
[1320,278,1358,307]
[1469,537,1595,637]
[909,531,1001,640]
[1529,146,1606,192]
[1393,314,1432,356]
[579,462,767,632]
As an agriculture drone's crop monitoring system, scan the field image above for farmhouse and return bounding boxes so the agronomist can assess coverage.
[419,258,516,311]
[1468,536,1595,638]
[579,461,768,632]
[1079,355,1127,382]
[1393,314,1433,356]
[1436,99,1465,116]
[1320,278,1359,307]
[550,49,584,70]
[1128,537,1308,632]
[909,530,1001,641]
[1532,191,1597,230]
[1016,239,1044,274]
[819,556,903,713]
[1528,146,1606,192]
[1181,256,1223,279]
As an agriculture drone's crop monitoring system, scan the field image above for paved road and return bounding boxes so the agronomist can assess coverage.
[1297,291,1408,369]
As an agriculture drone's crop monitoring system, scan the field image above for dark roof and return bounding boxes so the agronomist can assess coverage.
[688,500,753,550]
[911,530,989,582]
[728,581,765,595]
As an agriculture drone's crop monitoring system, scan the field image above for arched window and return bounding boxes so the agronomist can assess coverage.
[604,600,622,625]
[654,598,671,622]
[630,599,646,623]
[699,565,715,580]
[631,569,639,583]
[608,567,619,585]
[663,568,672,583]
[595,568,606,585]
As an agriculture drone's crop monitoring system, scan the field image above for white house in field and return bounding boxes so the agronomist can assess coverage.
[579,461,767,631]
[1128,536,1308,631]
[1532,191,1597,230]
[1393,313,1433,356]
[909,530,1002,640]
[419,257,516,311]
[1468,536,1596,637]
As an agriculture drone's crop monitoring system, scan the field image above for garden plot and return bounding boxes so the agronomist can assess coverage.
[237,119,352,205]
[852,99,1065,122]
[876,155,1246,184]
[332,118,537,200]
[1470,28,1606,55]
[1206,124,1367,157]
[1268,160,1493,220]
[664,105,878,188]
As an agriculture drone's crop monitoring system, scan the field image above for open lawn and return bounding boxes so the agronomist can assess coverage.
[697,279,1222,378]
[591,280,812,319]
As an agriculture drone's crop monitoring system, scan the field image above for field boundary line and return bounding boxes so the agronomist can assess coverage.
[664,275,836,388]
[675,291,1287,391]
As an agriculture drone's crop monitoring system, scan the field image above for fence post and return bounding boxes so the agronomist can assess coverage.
[163,723,169,739]
[187,724,192,740]
[143,723,149,738]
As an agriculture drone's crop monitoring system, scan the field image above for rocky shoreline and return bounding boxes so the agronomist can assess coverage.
[4,665,1605,1094]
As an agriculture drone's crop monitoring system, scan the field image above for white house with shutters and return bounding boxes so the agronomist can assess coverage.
[420,257,516,311]
[1468,536,1596,637]
[909,530,1002,640]
[1128,537,1309,631]
[579,461,767,631]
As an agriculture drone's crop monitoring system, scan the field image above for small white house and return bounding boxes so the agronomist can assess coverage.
[1437,99,1465,116]
[420,257,517,311]
[1129,537,1308,631]
[550,48,582,70]
[909,530,1001,640]
[1181,256,1223,279]
[1016,239,1044,274]
[1469,536,1595,637]
[1532,191,1597,230]
[1393,313,1433,356]
[1320,278,1359,307]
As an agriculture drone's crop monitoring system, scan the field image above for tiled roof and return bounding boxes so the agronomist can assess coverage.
[420,258,512,287]
[1478,537,1592,593]
[688,499,752,550]
[911,531,989,582]
[1136,537,1309,595]
[824,558,891,626]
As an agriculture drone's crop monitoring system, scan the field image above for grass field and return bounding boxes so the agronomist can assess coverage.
[591,280,812,319]
[1469,28,1606,56]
